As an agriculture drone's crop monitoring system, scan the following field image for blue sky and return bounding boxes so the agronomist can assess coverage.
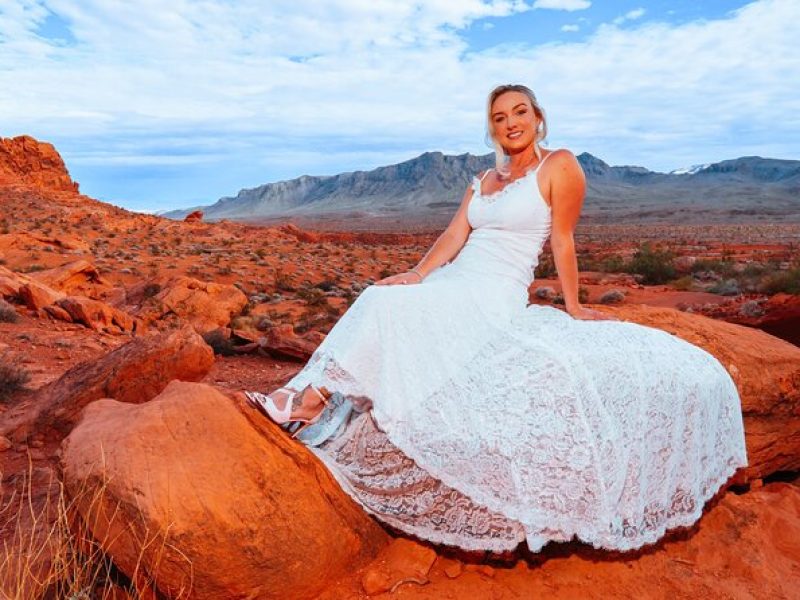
[1,0,798,213]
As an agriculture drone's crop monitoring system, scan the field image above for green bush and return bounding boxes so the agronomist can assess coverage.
[599,255,626,273]
[625,243,676,285]
[760,267,800,295]
[690,259,737,278]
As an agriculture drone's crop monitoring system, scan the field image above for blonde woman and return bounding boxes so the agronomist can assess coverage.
[241,84,748,553]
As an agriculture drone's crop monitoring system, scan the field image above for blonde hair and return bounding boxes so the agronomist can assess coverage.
[485,84,548,178]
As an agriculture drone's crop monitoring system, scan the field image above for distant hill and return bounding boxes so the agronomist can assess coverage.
[163,152,800,225]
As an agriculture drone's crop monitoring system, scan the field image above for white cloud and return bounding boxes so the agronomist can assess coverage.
[0,0,798,210]
[613,7,646,25]
[561,24,580,32]
[533,0,591,11]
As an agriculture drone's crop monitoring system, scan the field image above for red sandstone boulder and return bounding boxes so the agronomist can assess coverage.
[47,295,137,334]
[30,259,111,297]
[279,223,321,243]
[134,275,248,334]
[17,282,66,311]
[262,323,318,361]
[2,325,214,443]
[184,209,203,222]
[0,135,79,192]
[59,381,388,599]
[605,303,800,481]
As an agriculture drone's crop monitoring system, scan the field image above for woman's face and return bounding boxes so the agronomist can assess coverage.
[490,91,540,154]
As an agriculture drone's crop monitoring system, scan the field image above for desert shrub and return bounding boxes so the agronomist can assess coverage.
[1,458,192,599]
[0,298,19,322]
[273,268,294,292]
[671,275,695,291]
[709,278,741,296]
[297,286,329,307]
[0,354,30,401]
[759,267,800,295]
[599,255,626,273]
[534,252,557,278]
[690,259,737,278]
[741,263,768,278]
[625,243,676,285]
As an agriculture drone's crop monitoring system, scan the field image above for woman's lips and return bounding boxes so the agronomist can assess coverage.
[508,131,523,139]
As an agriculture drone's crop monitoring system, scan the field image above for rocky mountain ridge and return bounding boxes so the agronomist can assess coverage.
[164,151,800,225]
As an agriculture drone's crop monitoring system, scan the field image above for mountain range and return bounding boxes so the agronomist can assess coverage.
[162,152,800,225]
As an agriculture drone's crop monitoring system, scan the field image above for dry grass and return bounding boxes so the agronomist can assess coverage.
[0,452,194,599]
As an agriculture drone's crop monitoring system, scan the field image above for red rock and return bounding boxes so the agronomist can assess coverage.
[319,484,800,600]
[279,223,321,243]
[41,303,72,322]
[18,281,65,311]
[361,538,437,595]
[135,276,247,334]
[0,135,79,192]
[262,323,318,361]
[52,295,137,334]
[2,325,214,443]
[28,232,90,252]
[59,381,388,599]
[30,259,111,297]
[184,210,203,222]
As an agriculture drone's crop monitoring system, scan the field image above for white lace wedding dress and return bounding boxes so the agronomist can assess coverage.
[283,152,749,553]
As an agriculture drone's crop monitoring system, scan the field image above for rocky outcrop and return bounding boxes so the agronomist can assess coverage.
[59,381,388,600]
[323,483,800,599]
[184,209,203,222]
[30,259,112,298]
[608,303,800,481]
[0,135,79,192]
[134,275,248,334]
[46,295,138,334]
[2,326,214,443]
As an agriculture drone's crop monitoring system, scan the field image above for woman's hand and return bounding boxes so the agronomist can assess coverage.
[567,304,621,321]
[374,270,424,286]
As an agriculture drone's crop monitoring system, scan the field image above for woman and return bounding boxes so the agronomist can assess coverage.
[240,84,748,553]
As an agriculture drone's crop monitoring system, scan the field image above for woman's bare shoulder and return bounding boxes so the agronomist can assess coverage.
[545,148,581,166]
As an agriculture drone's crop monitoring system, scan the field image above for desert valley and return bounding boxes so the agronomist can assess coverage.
[1,134,799,599]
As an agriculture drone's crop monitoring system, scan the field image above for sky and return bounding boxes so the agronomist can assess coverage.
[1,0,798,213]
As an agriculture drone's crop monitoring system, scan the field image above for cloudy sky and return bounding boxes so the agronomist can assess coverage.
[1,0,798,212]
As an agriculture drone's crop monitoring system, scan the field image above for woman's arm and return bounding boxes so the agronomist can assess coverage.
[548,150,584,313]
[375,179,476,285]
[547,151,618,321]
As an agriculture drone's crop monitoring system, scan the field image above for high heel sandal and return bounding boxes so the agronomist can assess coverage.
[244,384,329,438]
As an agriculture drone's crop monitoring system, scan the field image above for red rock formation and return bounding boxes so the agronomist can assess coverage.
[47,295,137,334]
[59,381,388,599]
[322,483,800,599]
[184,210,203,222]
[2,325,214,443]
[134,275,248,334]
[0,135,79,192]
[30,259,113,298]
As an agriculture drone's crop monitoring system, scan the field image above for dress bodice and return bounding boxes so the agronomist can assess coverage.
[451,157,553,290]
